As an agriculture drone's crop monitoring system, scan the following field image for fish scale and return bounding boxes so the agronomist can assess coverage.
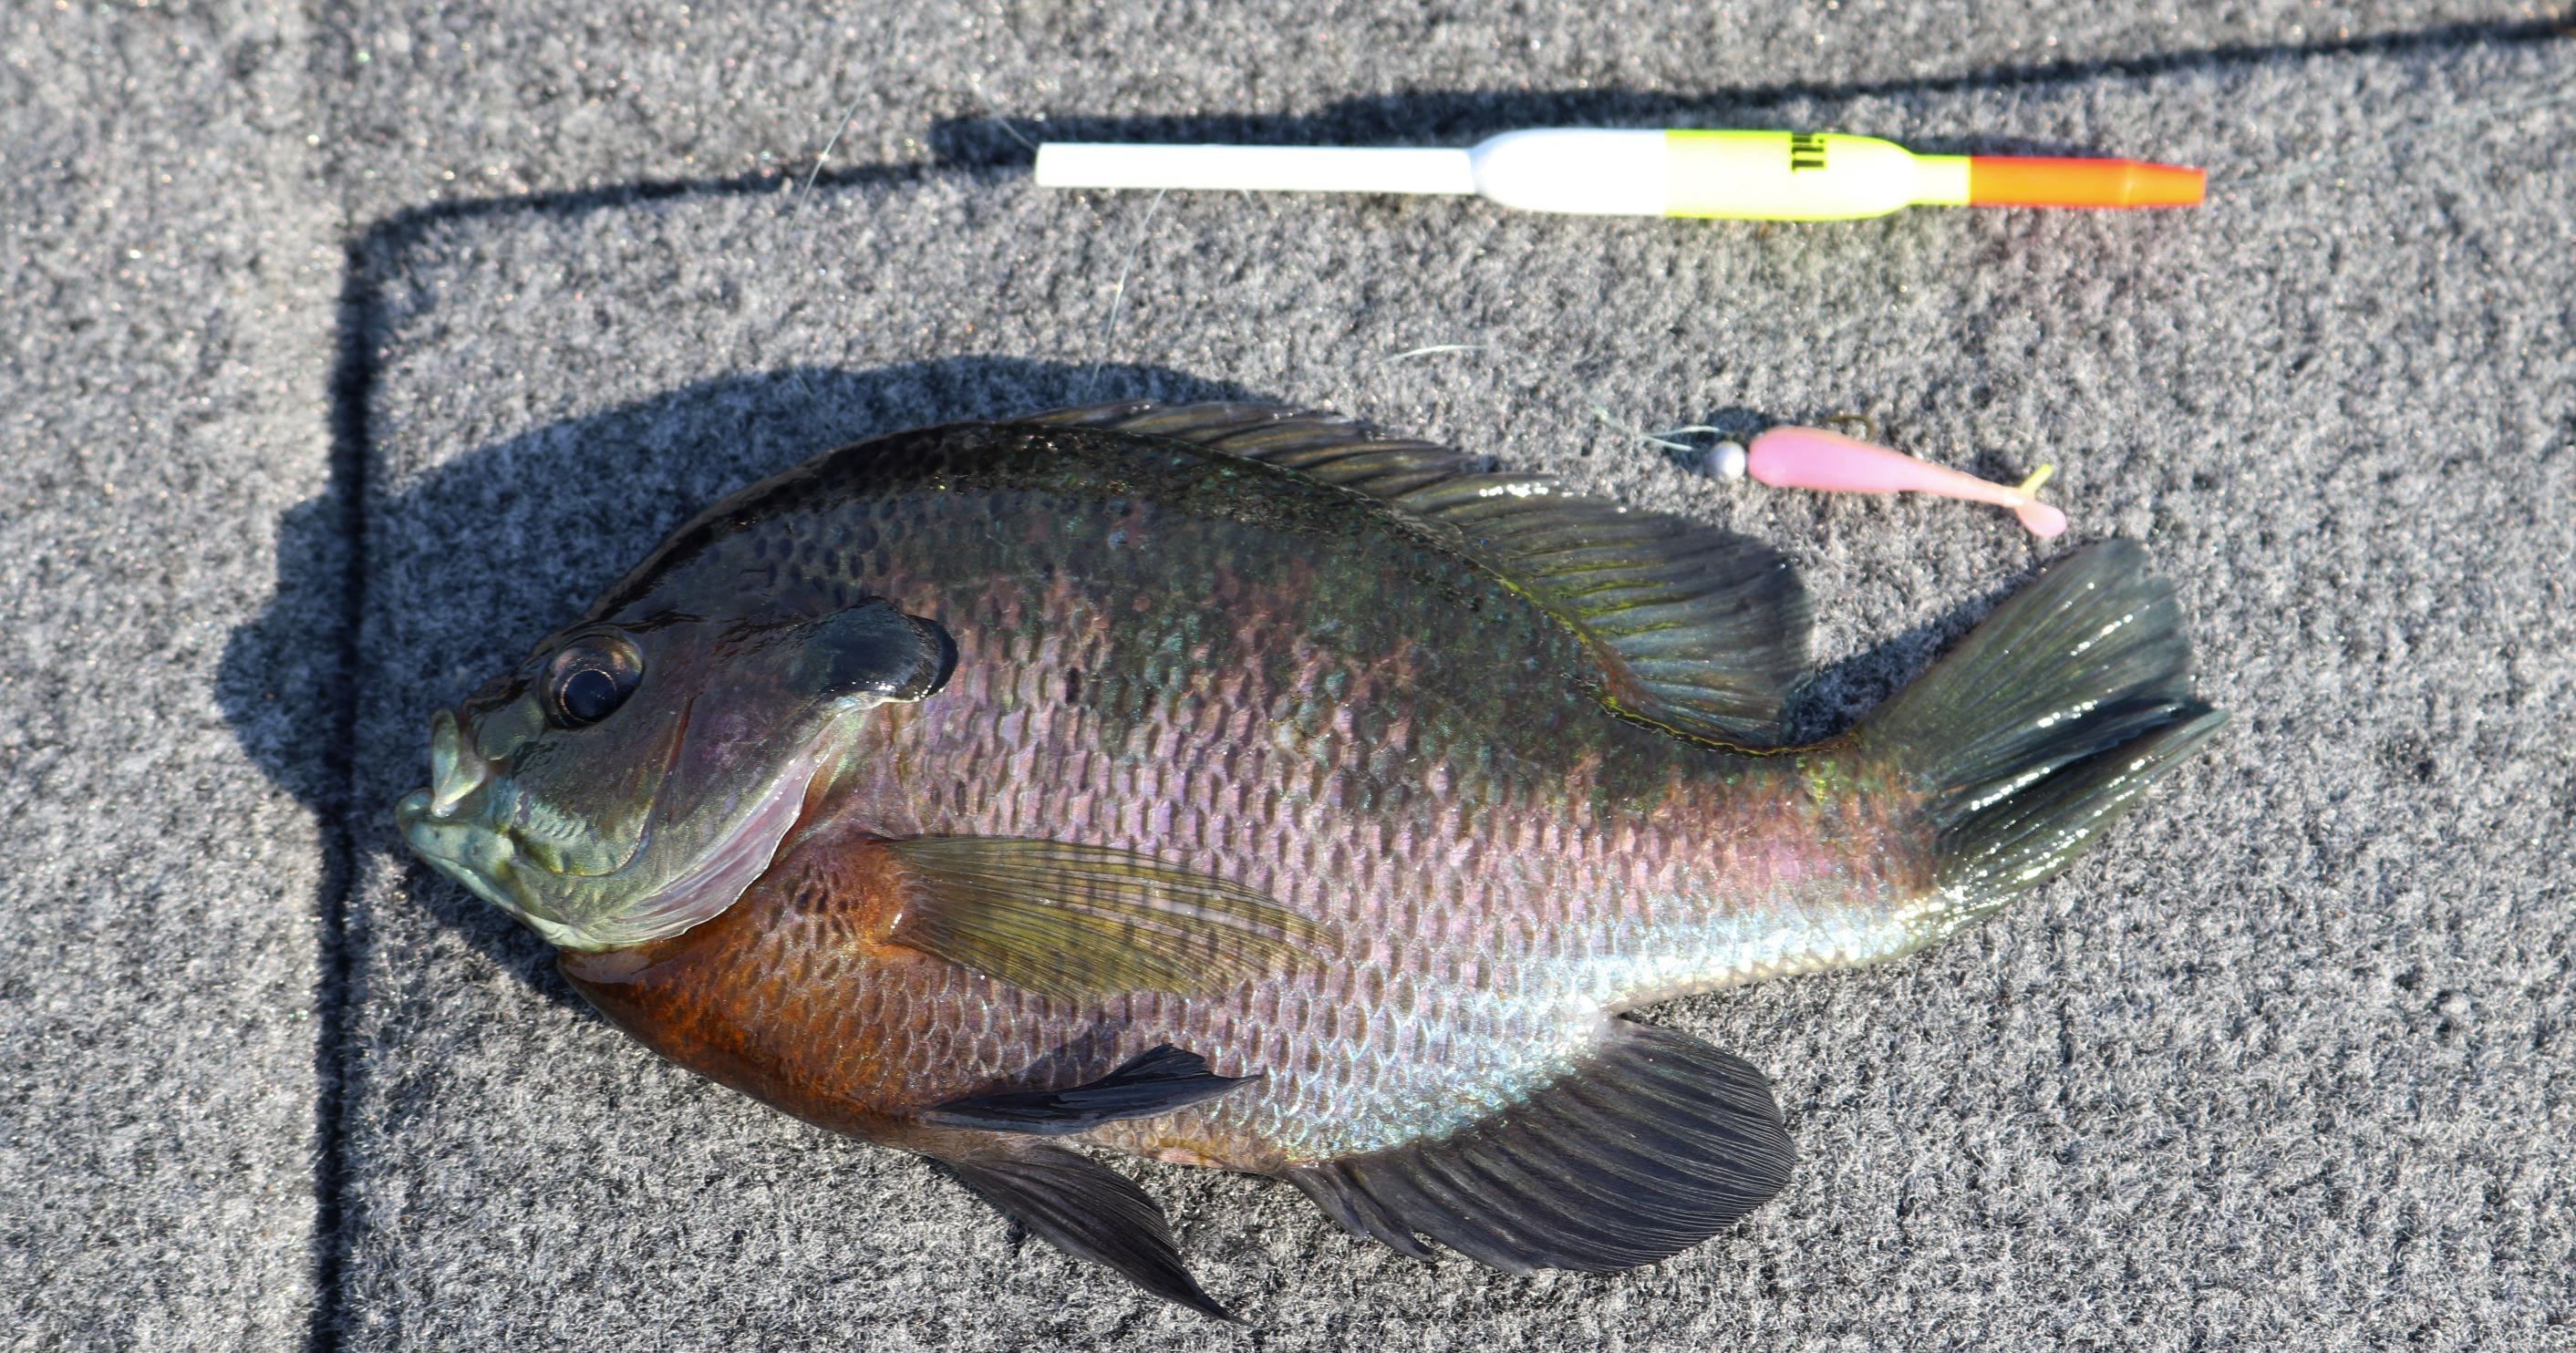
[406,409,2223,1315]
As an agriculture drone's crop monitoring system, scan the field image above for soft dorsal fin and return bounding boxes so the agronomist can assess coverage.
[1024,402,1812,745]
[922,1045,1255,1136]
[1277,1018,1794,1274]
[879,836,1329,1000]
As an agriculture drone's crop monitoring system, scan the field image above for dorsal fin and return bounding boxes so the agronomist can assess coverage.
[1023,401,1813,745]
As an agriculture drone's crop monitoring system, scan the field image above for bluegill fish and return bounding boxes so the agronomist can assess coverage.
[398,403,2224,1317]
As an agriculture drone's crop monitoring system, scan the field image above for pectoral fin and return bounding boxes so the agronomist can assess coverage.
[880,837,1328,1000]
[938,1141,1235,1321]
[1279,1019,1794,1273]
[923,1045,1254,1135]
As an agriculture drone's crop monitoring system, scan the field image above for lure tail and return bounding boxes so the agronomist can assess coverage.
[1862,541,2227,921]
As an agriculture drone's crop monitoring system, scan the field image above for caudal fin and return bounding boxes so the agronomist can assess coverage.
[1862,541,2227,915]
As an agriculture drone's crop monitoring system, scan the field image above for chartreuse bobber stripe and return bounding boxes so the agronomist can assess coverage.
[1662,130,1964,218]
[1034,128,2204,220]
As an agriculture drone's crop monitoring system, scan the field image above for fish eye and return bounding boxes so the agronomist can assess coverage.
[543,635,644,728]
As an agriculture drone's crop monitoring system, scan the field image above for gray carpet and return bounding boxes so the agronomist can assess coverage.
[5,4,2572,1349]
[2,5,339,1350]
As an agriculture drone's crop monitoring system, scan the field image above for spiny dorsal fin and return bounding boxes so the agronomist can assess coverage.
[880,836,1329,1000]
[1023,401,1811,745]
[921,1045,1255,1136]
[1278,1018,1794,1274]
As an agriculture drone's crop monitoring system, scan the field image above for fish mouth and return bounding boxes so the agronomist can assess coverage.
[395,698,687,893]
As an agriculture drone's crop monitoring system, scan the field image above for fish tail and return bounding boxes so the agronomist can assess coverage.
[1861,541,2227,919]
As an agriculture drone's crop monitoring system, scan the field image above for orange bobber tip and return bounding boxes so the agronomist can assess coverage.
[1967,156,2205,209]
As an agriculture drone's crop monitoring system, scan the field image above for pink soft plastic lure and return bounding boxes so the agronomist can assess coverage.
[1741,425,2068,538]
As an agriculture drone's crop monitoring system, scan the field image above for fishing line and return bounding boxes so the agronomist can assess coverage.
[795,87,874,207]
[982,115,1043,155]
[1592,408,1723,455]
[1365,340,1702,464]
[1082,188,1170,399]
[962,78,1046,155]
[1366,340,1738,464]
[966,90,1164,400]
[1371,344,1494,366]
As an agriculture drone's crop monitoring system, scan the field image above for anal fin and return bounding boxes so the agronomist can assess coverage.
[1280,1019,1793,1273]
[923,1045,1254,1136]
